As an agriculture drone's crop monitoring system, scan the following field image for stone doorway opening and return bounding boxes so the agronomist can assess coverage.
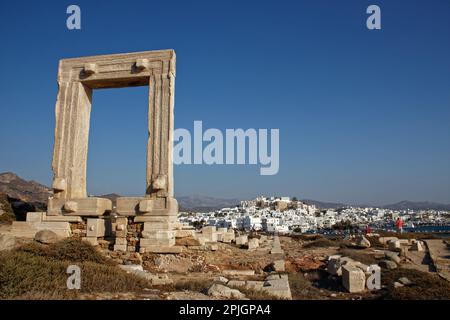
[87,86,148,202]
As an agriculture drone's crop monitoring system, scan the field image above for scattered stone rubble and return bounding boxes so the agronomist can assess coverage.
[119,264,173,286]
[323,235,431,293]
[213,272,292,300]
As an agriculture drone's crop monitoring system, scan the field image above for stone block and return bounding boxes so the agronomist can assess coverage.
[134,215,178,222]
[140,245,183,253]
[222,232,235,243]
[202,226,216,234]
[114,244,127,252]
[139,198,166,212]
[26,212,44,223]
[134,197,178,217]
[235,235,248,246]
[216,232,224,242]
[116,197,144,216]
[175,229,195,238]
[143,221,175,231]
[140,238,175,246]
[86,218,110,237]
[115,237,127,245]
[223,270,255,276]
[388,240,402,251]
[115,218,128,237]
[248,238,259,250]
[52,177,66,192]
[342,265,366,293]
[63,197,112,216]
[410,241,424,251]
[262,277,292,300]
[273,260,285,272]
[203,232,218,243]
[141,230,175,240]
[42,213,82,222]
[47,197,65,216]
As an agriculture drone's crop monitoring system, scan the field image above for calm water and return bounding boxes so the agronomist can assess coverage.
[403,225,450,237]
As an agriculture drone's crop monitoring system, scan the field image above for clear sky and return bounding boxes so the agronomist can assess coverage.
[0,0,449,205]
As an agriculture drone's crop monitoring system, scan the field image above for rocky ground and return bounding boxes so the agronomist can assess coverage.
[1,228,450,300]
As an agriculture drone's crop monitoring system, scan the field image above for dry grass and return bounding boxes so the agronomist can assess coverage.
[381,268,450,300]
[172,278,212,292]
[288,272,329,300]
[228,284,281,300]
[0,239,151,299]
[291,234,323,241]
[302,238,342,249]
[18,238,115,265]
[339,248,378,265]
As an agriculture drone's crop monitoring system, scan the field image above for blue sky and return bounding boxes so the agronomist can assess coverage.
[0,0,449,205]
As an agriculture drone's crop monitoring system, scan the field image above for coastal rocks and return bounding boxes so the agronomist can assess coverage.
[34,229,58,244]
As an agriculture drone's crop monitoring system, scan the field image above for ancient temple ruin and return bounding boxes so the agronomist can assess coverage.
[11,50,182,253]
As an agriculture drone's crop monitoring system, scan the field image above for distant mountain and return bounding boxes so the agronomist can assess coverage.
[177,195,240,212]
[98,193,121,206]
[301,199,347,209]
[0,172,52,203]
[382,200,450,211]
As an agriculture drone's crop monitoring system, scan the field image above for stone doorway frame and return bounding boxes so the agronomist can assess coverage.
[48,50,178,218]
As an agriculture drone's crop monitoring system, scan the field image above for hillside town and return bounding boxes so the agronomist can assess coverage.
[179,196,450,234]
